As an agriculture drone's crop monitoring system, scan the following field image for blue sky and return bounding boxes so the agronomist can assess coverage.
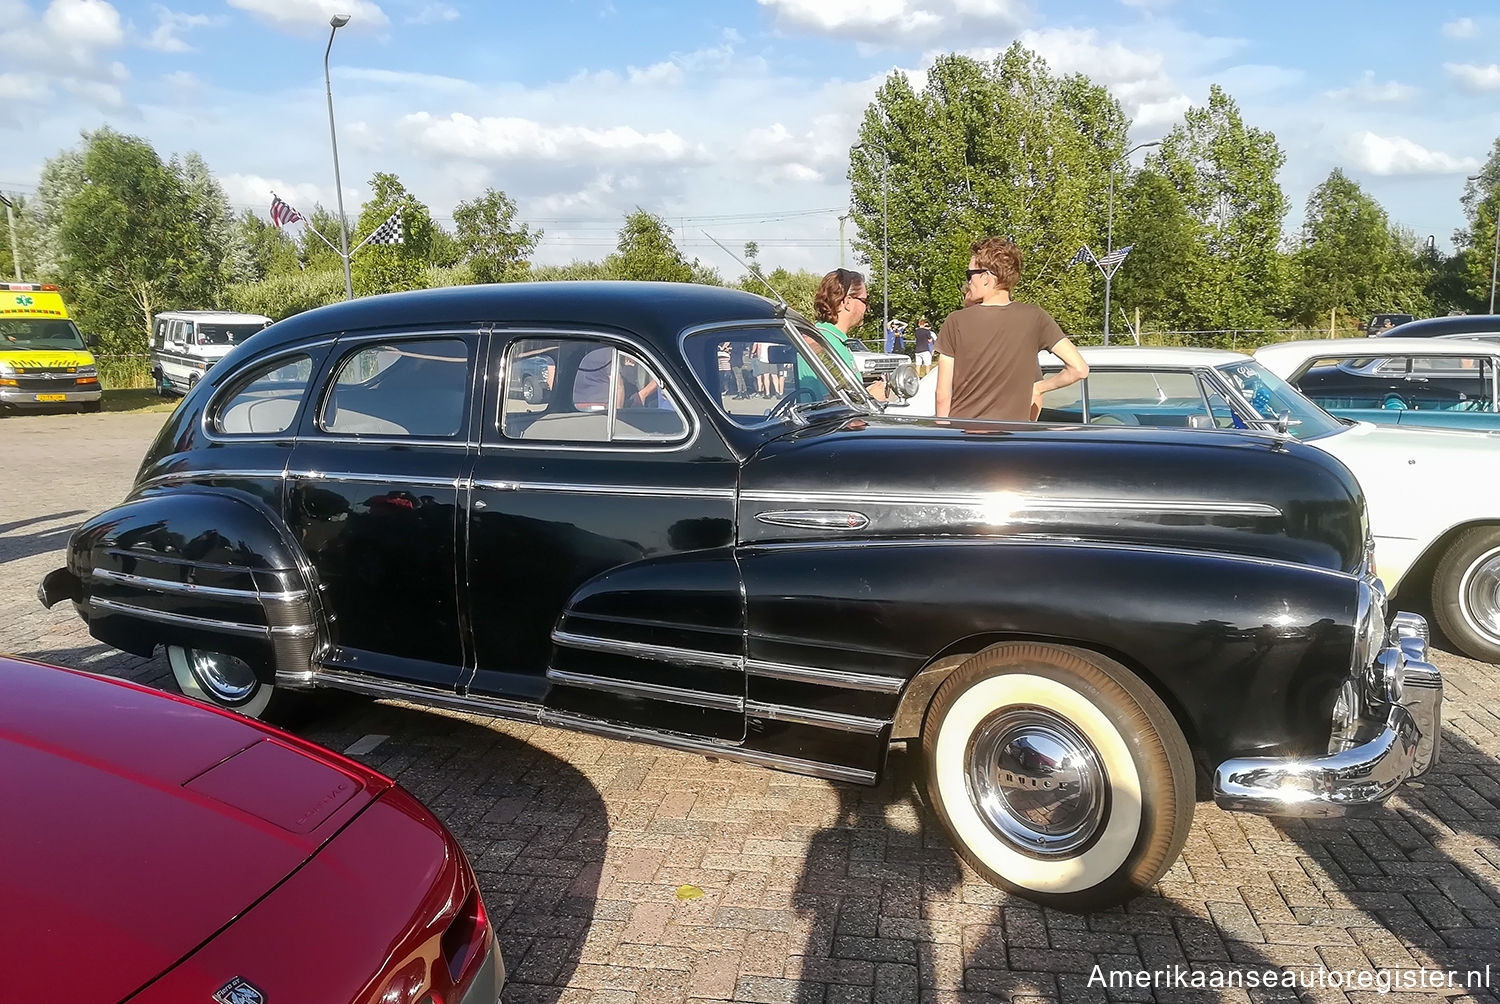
[2,0,1497,277]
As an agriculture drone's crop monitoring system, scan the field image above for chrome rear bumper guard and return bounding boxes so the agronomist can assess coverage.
[1213,627,1442,818]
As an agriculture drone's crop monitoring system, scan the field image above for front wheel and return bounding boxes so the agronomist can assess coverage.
[168,644,278,718]
[1431,526,1500,663]
[921,642,1194,912]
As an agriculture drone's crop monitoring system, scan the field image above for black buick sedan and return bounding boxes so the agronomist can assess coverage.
[41,281,1440,911]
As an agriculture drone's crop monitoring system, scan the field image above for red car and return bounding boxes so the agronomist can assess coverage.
[0,655,504,1004]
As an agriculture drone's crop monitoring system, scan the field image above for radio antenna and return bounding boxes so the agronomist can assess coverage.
[703,231,788,317]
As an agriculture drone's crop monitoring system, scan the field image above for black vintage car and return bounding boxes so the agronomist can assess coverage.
[40,282,1441,911]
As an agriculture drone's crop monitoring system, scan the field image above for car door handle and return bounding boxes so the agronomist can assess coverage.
[473,499,487,509]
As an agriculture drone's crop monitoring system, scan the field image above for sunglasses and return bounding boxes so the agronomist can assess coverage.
[965,268,992,280]
[846,293,868,304]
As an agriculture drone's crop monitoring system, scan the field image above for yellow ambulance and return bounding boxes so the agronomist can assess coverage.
[0,283,102,413]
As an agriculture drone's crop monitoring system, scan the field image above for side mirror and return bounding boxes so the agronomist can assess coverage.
[86,335,100,349]
[885,363,920,401]
[1274,411,1303,435]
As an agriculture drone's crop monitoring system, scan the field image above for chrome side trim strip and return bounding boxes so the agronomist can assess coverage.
[756,510,869,531]
[313,668,543,722]
[742,489,1281,518]
[141,469,286,488]
[550,630,742,672]
[540,708,877,785]
[746,659,904,694]
[287,470,462,490]
[90,568,307,603]
[88,597,316,638]
[473,480,736,499]
[745,700,888,734]
[546,667,743,711]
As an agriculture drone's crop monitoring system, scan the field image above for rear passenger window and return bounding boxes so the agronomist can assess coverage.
[323,338,470,438]
[215,355,313,435]
[502,337,687,444]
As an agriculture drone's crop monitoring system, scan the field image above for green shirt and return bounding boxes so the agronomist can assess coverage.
[814,322,861,373]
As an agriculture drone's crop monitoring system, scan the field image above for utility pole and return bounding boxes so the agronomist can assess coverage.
[1104,141,1160,345]
[0,192,21,281]
[838,214,849,268]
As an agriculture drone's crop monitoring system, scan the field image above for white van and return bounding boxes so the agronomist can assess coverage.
[151,310,272,396]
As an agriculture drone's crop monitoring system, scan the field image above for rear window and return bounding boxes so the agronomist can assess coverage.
[215,355,314,435]
[322,338,471,438]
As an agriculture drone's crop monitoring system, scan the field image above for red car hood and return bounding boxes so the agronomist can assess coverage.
[0,659,387,1004]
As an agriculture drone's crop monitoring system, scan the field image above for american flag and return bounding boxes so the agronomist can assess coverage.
[1068,246,1095,267]
[269,191,303,228]
[1098,244,1135,269]
[364,209,405,246]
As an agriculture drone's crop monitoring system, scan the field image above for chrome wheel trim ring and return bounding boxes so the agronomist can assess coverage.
[963,706,1108,859]
[1458,545,1500,644]
[187,648,260,704]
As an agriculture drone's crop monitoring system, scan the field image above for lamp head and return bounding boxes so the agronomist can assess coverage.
[330,13,351,27]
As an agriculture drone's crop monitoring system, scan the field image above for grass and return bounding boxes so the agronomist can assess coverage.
[101,388,178,414]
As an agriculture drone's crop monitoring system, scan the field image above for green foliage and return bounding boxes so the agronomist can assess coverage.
[175,151,252,301]
[528,259,614,282]
[427,226,463,269]
[225,267,345,320]
[350,173,438,297]
[1463,192,1500,311]
[19,144,84,282]
[1111,170,1212,335]
[850,46,1128,335]
[1149,84,1288,329]
[452,188,541,283]
[1461,138,1500,226]
[605,209,698,282]
[0,194,24,280]
[736,267,821,319]
[236,209,301,281]
[298,204,347,272]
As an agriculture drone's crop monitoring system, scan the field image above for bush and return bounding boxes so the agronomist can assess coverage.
[224,268,345,320]
[97,354,152,389]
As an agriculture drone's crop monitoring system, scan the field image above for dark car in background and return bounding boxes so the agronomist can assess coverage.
[0,655,503,1004]
[1366,312,1415,336]
[40,280,1440,911]
[1374,314,1500,338]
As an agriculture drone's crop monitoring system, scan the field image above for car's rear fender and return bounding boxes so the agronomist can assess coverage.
[56,488,322,685]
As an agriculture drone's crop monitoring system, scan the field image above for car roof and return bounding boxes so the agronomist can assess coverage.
[157,310,272,323]
[255,281,784,355]
[1379,314,1500,336]
[1059,345,1250,367]
[1256,337,1500,365]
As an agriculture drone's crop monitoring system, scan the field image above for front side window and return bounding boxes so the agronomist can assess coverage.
[682,323,871,429]
[502,337,687,444]
[1077,370,1209,427]
[1215,360,1342,440]
[197,322,268,347]
[215,354,313,435]
[323,338,470,438]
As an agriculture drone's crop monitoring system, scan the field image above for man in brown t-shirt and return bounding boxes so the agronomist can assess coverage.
[935,237,1088,422]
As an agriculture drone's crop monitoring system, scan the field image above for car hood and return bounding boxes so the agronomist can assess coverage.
[744,414,1368,574]
[0,659,385,1004]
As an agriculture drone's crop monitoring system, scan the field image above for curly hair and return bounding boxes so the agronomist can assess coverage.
[969,237,1022,291]
[814,268,865,323]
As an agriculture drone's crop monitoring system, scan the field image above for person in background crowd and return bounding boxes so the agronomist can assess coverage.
[935,237,1088,422]
[813,268,886,400]
[913,318,935,368]
[884,317,904,354]
[732,341,756,399]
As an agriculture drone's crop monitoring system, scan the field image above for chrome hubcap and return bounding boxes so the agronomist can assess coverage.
[965,707,1107,858]
[1460,546,1500,642]
[188,649,259,703]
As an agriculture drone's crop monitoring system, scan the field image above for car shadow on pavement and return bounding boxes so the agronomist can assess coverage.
[0,510,87,565]
[297,701,610,1004]
[786,710,1500,1002]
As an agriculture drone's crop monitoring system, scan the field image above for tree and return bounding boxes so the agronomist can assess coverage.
[19,143,85,281]
[1463,191,1500,311]
[1150,84,1288,329]
[1288,169,1396,324]
[0,193,25,280]
[737,267,821,319]
[349,172,439,297]
[57,128,212,352]
[850,47,1128,336]
[451,188,541,283]
[235,209,300,281]
[176,151,253,303]
[604,209,695,282]
[298,204,346,272]
[1461,137,1500,225]
[1110,170,1212,335]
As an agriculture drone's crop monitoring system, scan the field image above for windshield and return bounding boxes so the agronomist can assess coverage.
[1214,359,1343,440]
[197,322,267,346]
[683,321,872,429]
[0,318,87,352]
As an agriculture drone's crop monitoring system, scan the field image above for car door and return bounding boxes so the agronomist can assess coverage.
[465,328,744,741]
[1392,353,1498,429]
[283,328,479,689]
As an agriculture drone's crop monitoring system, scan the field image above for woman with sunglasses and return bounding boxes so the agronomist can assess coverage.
[812,268,886,400]
[935,238,1087,421]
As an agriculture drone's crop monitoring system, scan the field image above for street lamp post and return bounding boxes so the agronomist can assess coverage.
[1469,174,1500,313]
[838,213,849,268]
[325,14,353,301]
[1104,140,1160,344]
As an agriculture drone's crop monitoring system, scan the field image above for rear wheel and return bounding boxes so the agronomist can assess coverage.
[1431,526,1500,663]
[522,374,538,404]
[168,644,277,718]
[921,642,1194,912]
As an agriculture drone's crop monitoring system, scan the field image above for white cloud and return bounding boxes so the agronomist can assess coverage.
[336,67,476,93]
[221,174,354,216]
[758,0,1027,46]
[1446,62,1500,92]
[404,2,456,24]
[1324,70,1417,103]
[227,0,388,31]
[0,0,127,109]
[141,4,214,52]
[43,0,122,47]
[1442,17,1478,38]
[395,112,711,166]
[1346,132,1480,176]
[627,61,683,87]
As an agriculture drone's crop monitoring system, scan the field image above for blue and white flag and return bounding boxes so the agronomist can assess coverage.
[1098,244,1135,269]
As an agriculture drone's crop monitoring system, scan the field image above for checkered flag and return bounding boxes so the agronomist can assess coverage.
[364,209,405,246]
[269,191,303,228]
[1068,245,1095,267]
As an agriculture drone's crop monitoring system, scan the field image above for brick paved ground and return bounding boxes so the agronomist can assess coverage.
[4,410,1500,1003]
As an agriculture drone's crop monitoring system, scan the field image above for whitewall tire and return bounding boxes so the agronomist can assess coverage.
[1432,527,1500,664]
[921,643,1194,912]
[168,644,276,719]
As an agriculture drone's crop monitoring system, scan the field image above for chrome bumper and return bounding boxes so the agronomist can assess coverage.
[1213,614,1442,818]
[0,386,102,406]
